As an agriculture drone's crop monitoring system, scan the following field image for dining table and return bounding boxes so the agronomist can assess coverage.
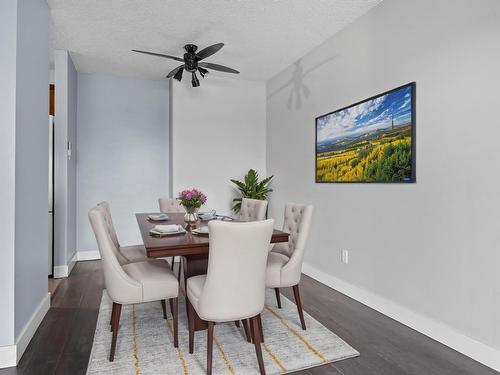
[135,212,290,332]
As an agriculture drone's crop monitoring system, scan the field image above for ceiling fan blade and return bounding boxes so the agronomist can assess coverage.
[166,65,185,78]
[195,43,224,60]
[198,62,239,74]
[198,67,209,78]
[131,49,184,62]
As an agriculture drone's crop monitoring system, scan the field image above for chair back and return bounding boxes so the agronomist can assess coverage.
[238,198,268,222]
[96,201,129,265]
[159,197,184,213]
[273,203,313,285]
[97,201,120,248]
[88,205,141,303]
[198,219,274,321]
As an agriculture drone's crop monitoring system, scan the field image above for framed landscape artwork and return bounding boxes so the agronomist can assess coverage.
[315,82,416,183]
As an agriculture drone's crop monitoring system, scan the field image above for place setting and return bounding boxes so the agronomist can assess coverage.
[149,224,186,237]
[147,213,169,222]
[191,225,209,236]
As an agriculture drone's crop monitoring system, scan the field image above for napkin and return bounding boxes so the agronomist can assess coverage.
[148,213,169,221]
[193,226,209,234]
[153,224,181,233]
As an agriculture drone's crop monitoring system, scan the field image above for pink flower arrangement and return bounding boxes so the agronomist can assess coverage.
[178,188,207,210]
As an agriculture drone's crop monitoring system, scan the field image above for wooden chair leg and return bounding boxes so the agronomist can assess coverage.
[234,320,240,328]
[188,299,195,354]
[274,288,282,308]
[110,304,115,331]
[207,321,214,375]
[183,258,187,296]
[242,319,251,343]
[250,316,266,375]
[171,297,178,348]
[178,259,183,284]
[109,303,122,362]
[292,284,306,330]
[161,299,167,319]
[257,314,264,342]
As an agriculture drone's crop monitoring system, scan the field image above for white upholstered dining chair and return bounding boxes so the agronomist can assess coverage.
[158,197,184,213]
[98,201,148,263]
[238,198,268,221]
[266,203,313,330]
[89,205,179,361]
[186,219,275,375]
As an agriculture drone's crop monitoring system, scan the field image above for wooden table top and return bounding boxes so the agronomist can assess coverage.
[136,212,289,258]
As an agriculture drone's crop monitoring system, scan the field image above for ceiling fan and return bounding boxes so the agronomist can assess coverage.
[132,43,239,87]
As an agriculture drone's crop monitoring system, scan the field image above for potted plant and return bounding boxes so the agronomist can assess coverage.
[230,169,274,214]
[178,188,207,224]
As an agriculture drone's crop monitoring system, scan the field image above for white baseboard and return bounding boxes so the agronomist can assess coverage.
[0,345,16,369]
[76,250,101,261]
[53,252,79,278]
[53,265,68,278]
[0,293,50,368]
[54,251,100,277]
[67,251,77,275]
[302,262,500,372]
[15,293,50,363]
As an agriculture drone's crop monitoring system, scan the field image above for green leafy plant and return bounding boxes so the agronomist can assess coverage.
[230,169,274,213]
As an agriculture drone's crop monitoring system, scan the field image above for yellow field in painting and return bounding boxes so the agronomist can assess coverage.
[316,125,412,182]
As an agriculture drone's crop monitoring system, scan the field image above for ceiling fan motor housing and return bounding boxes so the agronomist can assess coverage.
[184,44,198,72]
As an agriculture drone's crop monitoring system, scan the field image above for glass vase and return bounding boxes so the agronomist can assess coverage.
[183,207,199,225]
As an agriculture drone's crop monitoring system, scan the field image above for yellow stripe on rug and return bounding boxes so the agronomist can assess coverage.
[265,305,327,363]
[167,320,188,375]
[132,305,140,375]
[263,343,287,373]
[214,336,236,375]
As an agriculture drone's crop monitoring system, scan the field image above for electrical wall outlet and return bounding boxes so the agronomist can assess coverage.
[341,249,349,264]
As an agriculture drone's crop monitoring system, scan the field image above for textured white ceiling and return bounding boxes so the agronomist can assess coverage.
[48,0,382,81]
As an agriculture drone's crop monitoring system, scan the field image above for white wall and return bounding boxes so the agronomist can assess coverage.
[76,74,170,252]
[54,50,78,269]
[266,0,500,369]
[171,77,266,215]
[0,0,18,349]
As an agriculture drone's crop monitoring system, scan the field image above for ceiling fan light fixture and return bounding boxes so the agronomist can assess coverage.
[173,67,183,81]
[198,67,208,78]
[191,72,200,87]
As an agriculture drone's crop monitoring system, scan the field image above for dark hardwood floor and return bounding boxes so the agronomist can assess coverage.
[1,260,497,375]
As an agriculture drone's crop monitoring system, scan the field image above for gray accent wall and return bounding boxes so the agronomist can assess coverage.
[267,0,500,355]
[14,0,50,339]
[76,74,170,252]
[0,0,19,348]
[0,0,49,348]
[54,50,78,268]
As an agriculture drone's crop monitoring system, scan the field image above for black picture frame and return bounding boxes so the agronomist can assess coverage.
[315,82,416,183]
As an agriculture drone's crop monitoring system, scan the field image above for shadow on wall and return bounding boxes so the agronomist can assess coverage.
[268,55,338,110]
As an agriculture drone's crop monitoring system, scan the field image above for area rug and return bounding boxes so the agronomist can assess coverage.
[87,289,359,374]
